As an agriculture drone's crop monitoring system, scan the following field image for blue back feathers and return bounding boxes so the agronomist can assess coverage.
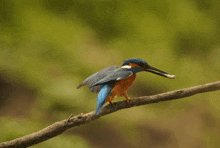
[76,66,117,93]
[95,83,115,115]
[92,68,133,86]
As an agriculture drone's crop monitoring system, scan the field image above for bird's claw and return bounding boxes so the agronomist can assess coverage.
[126,97,130,103]
[109,101,114,105]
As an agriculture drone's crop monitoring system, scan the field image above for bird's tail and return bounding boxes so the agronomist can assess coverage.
[95,83,115,115]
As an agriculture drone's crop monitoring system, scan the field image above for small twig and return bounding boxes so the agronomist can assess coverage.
[1,81,220,148]
[67,114,73,122]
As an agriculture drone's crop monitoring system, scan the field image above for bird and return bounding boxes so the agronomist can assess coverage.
[77,58,175,115]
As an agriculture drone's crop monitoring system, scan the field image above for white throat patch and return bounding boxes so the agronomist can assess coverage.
[121,65,132,69]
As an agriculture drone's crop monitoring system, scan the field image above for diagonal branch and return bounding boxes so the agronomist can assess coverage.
[1,81,220,148]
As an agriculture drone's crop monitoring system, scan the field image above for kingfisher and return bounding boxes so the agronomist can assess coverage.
[77,58,175,115]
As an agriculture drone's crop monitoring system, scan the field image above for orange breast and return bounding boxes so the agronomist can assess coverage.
[111,74,136,97]
[105,74,136,103]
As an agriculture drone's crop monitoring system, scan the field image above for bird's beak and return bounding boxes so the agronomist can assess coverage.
[144,66,176,79]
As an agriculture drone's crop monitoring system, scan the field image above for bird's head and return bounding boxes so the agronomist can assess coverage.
[121,58,175,79]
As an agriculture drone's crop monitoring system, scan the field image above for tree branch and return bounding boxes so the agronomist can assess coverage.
[1,81,220,148]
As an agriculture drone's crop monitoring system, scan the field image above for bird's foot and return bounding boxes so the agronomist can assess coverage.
[126,97,130,103]
[109,101,114,105]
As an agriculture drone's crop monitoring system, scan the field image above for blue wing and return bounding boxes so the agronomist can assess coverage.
[77,66,117,93]
[92,68,133,87]
[95,83,115,115]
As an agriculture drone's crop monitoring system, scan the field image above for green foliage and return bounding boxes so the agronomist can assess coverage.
[0,0,220,147]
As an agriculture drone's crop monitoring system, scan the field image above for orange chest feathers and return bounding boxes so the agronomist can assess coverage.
[111,74,136,96]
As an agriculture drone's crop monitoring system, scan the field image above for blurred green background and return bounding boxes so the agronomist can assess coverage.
[0,0,220,147]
